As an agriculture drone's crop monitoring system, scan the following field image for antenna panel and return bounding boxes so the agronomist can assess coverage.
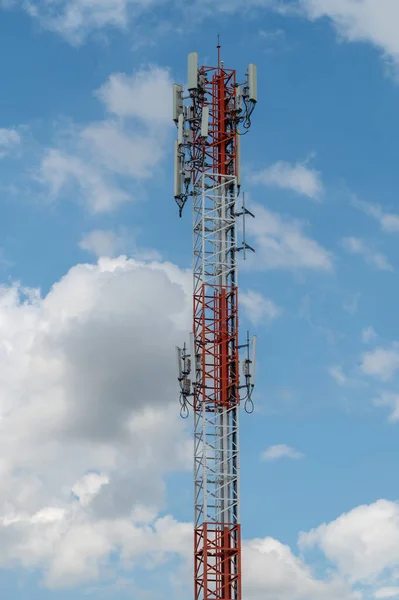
[173,84,183,123]
[236,128,241,187]
[178,113,184,145]
[176,346,182,379]
[248,63,257,103]
[188,52,198,91]
[235,84,242,111]
[200,106,209,138]
[252,335,257,387]
[174,140,182,198]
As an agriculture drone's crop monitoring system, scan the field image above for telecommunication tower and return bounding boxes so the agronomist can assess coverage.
[174,45,257,600]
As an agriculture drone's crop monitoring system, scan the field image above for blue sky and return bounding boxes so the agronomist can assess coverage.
[2,1,399,599]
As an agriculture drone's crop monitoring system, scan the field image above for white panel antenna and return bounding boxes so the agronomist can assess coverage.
[188,52,199,91]
[173,84,183,123]
[235,85,242,111]
[200,106,209,138]
[251,335,257,388]
[248,64,257,103]
[236,128,241,187]
[174,140,182,198]
[178,113,184,145]
[176,346,183,380]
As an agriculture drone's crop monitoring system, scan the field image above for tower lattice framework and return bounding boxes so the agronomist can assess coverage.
[174,47,257,600]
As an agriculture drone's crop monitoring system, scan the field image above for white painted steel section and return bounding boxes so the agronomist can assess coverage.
[193,174,238,293]
[193,173,240,531]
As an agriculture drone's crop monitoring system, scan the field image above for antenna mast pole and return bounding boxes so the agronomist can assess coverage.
[174,46,257,600]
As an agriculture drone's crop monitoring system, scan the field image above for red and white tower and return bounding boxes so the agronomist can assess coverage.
[174,45,257,600]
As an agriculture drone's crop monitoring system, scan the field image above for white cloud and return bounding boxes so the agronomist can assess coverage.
[72,472,110,506]
[247,205,333,271]
[342,237,393,271]
[96,67,172,124]
[352,198,399,233]
[244,536,358,600]
[375,587,399,599]
[329,365,347,385]
[79,230,125,258]
[39,149,130,212]
[6,511,192,589]
[38,65,173,213]
[9,0,399,72]
[241,290,281,325]
[79,229,161,261]
[22,0,162,44]
[259,27,286,42]
[251,160,324,200]
[0,264,386,599]
[0,255,193,586]
[0,127,21,158]
[0,128,20,147]
[298,0,399,70]
[7,0,293,43]
[362,326,377,344]
[373,392,399,422]
[344,293,360,315]
[175,526,359,600]
[261,444,304,461]
[299,499,399,585]
[81,121,164,179]
[361,345,399,381]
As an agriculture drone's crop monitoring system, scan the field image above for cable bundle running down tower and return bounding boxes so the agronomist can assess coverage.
[173,46,257,600]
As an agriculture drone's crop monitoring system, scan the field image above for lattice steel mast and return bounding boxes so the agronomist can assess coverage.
[174,45,257,600]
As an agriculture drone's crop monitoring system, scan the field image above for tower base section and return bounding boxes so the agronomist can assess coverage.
[195,522,242,600]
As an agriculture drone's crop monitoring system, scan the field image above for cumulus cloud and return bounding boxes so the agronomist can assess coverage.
[79,229,161,260]
[40,149,130,212]
[0,127,21,154]
[329,365,347,385]
[246,205,333,271]
[298,0,399,70]
[261,444,304,461]
[352,198,399,233]
[361,345,399,381]
[374,587,399,599]
[7,0,399,71]
[251,160,324,200]
[299,499,399,586]
[38,65,173,213]
[0,259,388,600]
[362,326,377,344]
[0,253,366,599]
[21,0,162,44]
[0,256,192,587]
[81,121,164,180]
[5,0,284,44]
[174,529,359,600]
[244,536,358,600]
[71,472,110,506]
[79,230,127,258]
[341,236,393,271]
[241,290,281,325]
[96,67,172,124]
[373,392,399,422]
